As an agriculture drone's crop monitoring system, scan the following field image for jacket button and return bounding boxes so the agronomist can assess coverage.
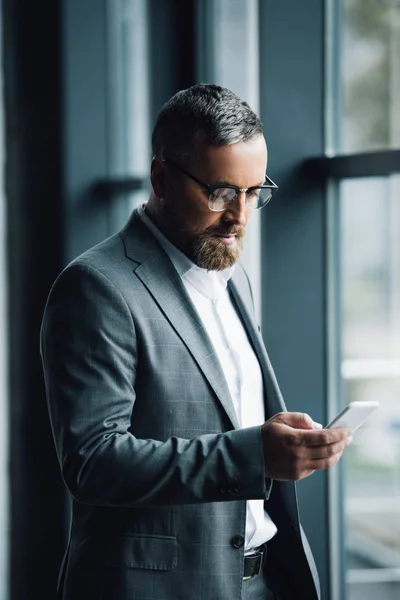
[231,535,245,549]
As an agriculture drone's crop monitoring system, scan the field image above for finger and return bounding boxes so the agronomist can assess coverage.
[309,450,344,471]
[294,427,352,447]
[274,412,316,430]
[307,438,350,460]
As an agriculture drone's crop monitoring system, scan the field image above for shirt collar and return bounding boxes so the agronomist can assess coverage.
[137,204,234,299]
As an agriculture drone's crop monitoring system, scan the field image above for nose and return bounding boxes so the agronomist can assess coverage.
[224,192,248,227]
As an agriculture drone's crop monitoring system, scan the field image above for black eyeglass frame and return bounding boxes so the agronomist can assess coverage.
[162,158,278,210]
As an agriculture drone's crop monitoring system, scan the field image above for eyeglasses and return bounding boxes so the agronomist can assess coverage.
[162,158,278,212]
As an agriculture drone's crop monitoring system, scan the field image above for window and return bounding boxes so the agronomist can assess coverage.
[340,176,400,599]
[341,0,400,153]
[326,1,400,598]
[107,0,150,230]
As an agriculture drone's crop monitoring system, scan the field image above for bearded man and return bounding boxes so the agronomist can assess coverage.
[41,84,350,600]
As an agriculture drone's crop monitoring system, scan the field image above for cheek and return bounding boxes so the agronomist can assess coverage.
[194,214,222,235]
[168,187,222,235]
[180,206,221,235]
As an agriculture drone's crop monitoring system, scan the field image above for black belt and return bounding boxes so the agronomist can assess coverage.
[243,545,267,581]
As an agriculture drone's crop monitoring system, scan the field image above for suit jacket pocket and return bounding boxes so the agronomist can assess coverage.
[72,534,178,571]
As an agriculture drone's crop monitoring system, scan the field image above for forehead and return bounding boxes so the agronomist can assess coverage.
[194,136,268,187]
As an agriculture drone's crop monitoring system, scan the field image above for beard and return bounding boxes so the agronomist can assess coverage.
[190,225,245,271]
[152,197,246,271]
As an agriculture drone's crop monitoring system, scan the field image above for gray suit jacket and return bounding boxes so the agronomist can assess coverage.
[40,210,320,600]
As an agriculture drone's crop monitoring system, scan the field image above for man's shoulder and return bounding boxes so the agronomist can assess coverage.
[65,209,153,272]
[54,211,169,298]
[68,231,125,272]
[45,233,128,307]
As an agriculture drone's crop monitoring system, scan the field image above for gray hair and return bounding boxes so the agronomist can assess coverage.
[151,83,263,166]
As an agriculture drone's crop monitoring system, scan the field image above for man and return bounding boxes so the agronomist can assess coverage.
[41,84,350,599]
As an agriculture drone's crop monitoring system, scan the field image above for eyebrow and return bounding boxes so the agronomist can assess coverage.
[212,178,266,188]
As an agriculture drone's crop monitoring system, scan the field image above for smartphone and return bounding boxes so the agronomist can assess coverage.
[325,400,380,433]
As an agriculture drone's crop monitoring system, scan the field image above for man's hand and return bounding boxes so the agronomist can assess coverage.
[261,412,352,481]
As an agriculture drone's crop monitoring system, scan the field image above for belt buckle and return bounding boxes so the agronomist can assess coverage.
[243,549,264,581]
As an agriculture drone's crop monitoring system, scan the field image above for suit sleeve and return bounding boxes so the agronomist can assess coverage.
[40,261,268,507]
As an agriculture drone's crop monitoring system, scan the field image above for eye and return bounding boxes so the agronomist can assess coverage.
[247,189,261,199]
[213,187,236,200]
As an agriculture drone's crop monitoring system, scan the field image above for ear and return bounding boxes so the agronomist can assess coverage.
[150,156,167,199]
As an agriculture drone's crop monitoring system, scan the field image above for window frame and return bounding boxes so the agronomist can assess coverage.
[323,1,400,598]
[260,1,400,599]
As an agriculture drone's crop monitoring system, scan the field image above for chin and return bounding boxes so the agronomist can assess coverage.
[192,239,242,271]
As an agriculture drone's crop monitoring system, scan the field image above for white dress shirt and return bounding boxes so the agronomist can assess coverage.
[138,205,277,550]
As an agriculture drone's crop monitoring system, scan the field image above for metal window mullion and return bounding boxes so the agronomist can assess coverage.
[304,149,400,180]
[0,11,8,599]
[326,177,346,600]
[325,2,347,595]
[325,0,342,156]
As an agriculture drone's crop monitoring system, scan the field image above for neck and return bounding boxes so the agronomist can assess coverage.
[144,197,184,252]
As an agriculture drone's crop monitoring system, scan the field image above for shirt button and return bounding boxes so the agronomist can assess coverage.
[231,535,245,549]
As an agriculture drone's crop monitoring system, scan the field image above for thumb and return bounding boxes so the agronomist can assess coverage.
[277,412,316,430]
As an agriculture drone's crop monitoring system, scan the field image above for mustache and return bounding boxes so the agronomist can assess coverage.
[201,225,245,238]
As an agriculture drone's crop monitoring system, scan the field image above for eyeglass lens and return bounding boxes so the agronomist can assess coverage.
[209,188,273,211]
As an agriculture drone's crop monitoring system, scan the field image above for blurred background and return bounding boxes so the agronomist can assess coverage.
[0,0,399,599]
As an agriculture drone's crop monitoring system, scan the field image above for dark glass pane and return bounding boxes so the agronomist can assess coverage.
[341,0,400,152]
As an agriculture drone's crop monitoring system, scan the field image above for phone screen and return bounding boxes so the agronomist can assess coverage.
[325,401,379,433]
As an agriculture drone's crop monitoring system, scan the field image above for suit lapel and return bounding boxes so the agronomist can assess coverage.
[121,213,240,430]
[228,273,287,419]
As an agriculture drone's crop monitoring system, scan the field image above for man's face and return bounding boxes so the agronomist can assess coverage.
[153,135,268,271]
